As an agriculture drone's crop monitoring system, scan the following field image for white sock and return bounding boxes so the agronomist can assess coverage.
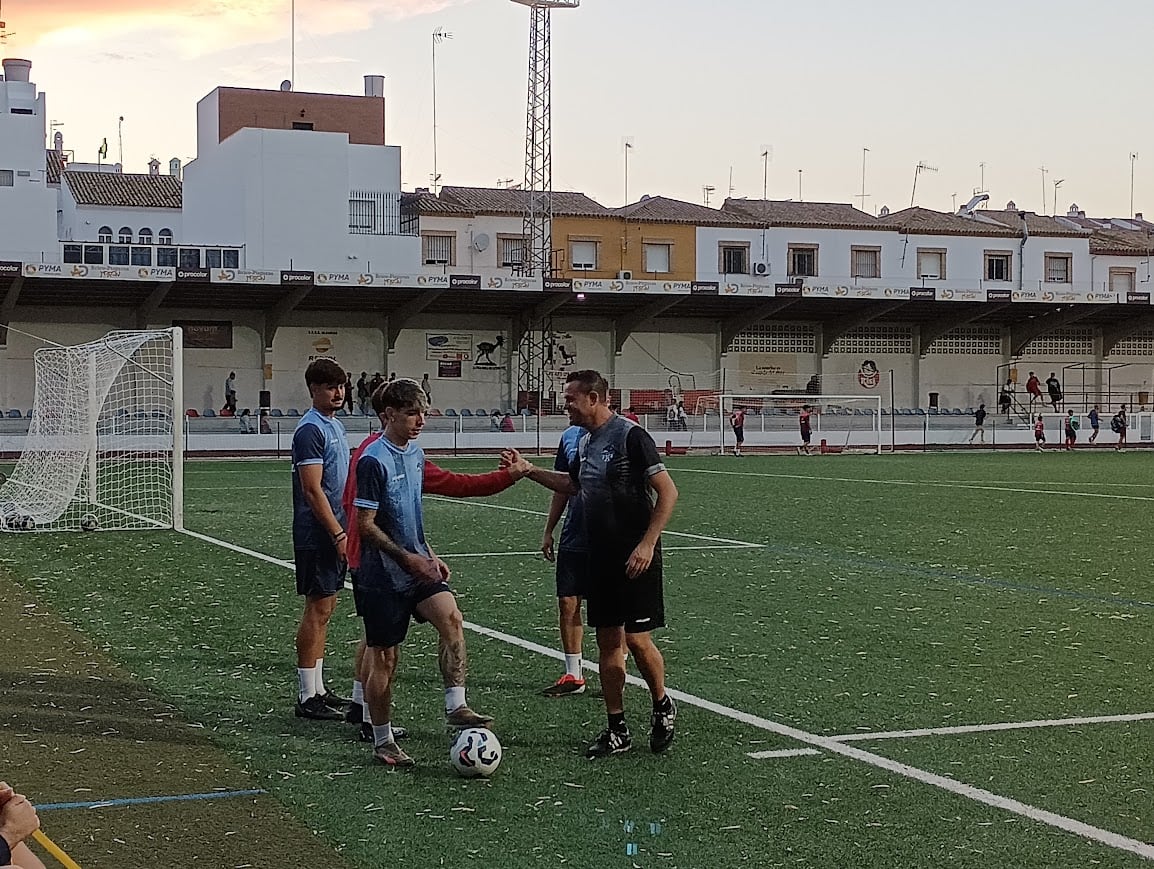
[372,723,394,746]
[297,667,316,702]
[445,686,466,713]
[564,654,583,679]
[314,658,325,696]
[352,681,364,706]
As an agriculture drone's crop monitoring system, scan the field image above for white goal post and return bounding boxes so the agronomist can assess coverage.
[0,328,184,532]
[692,394,884,455]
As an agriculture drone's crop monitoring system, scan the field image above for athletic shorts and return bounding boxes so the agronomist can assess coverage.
[354,581,452,648]
[1035,433,1045,442]
[295,545,347,597]
[555,549,589,598]
[732,426,744,441]
[800,429,812,444]
[585,544,664,633]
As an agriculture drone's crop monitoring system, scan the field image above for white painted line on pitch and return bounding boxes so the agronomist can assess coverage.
[425,496,764,548]
[181,525,1154,862]
[670,467,1154,503]
[828,710,1154,743]
[437,544,755,558]
[746,748,822,759]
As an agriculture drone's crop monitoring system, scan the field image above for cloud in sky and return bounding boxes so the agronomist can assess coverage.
[17,1,461,53]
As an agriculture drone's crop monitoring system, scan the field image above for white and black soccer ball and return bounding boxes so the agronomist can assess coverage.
[7,514,35,532]
[450,727,502,778]
[80,514,99,532]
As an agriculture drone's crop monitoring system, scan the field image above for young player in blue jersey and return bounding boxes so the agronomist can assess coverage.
[354,379,495,767]
[290,359,351,721]
[539,425,589,696]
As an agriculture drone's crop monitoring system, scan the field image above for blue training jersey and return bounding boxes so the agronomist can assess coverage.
[353,436,429,592]
[291,408,349,548]
[554,425,588,552]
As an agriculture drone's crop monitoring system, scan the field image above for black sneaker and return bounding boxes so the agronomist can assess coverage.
[586,726,632,758]
[295,694,344,721]
[650,697,677,753]
[359,722,408,742]
[346,701,364,725]
[319,690,349,710]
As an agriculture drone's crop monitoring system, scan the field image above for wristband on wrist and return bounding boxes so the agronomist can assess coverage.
[332,530,347,542]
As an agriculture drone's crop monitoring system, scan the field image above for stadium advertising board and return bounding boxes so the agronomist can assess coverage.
[177,268,210,282]
[426,332,473,362]
[174,320,233,349]
[22,262,177,281]
[0,260,21,276]
[483,275,538,291]
[910,287,937,301]
[690,281,720,295]
[774,283,802,297]
[987,288,1012,301]
[723,280,773,296]
[280,270,315,286]
[1128,291,1152,304]
[212,269,279,284]
[449,274,482,290]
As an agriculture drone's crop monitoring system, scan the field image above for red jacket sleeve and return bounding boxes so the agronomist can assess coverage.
[343,432,380,571]
[423,460,515,498]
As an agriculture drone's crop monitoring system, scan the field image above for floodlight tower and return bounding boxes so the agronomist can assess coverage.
[511,0,579,278]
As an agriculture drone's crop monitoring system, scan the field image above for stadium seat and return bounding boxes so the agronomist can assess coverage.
[336,409,348,417]
[202,408,216,417]
[287,408,301,417]
[270,409,284,418]
[459,409,473,417]
[428,408,443,417]
[445,408,458,418]
[476,408,488,417]
[490,408,502,416]
[6,409,21,418]
[951,408,964,415]
[25,409,33,418]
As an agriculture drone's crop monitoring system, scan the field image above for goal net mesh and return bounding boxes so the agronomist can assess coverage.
[689,394,884,454]
[0,329,181,532]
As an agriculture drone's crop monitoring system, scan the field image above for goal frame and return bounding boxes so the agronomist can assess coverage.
[0,327,184,532]
[711,393,884,455]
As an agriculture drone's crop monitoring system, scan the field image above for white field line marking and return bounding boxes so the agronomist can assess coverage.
[437,544,754,558]
[179,526,1154,862]
[670,467,1154,503]
[746,748,822,759]
[829,711,1154,743]
[424,496,764,548]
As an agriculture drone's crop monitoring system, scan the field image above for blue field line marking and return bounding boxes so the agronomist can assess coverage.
[37,789,267,812]
[753,541,1154,610]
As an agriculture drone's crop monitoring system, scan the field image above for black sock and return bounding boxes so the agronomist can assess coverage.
[653,694,672,712]
[608,711,627,731]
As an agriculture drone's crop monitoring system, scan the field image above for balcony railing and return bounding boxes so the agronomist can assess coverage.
[350,190,418,237]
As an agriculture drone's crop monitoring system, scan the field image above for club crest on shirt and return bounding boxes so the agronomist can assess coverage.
[600,446,616,464]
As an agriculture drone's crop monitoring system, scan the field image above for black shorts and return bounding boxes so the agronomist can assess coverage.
[732,426,744,441]
[800,429,812,444]
[556,549,589,598]
[354,581,451,648]
[295,545,347,597]
[585,544,664,633]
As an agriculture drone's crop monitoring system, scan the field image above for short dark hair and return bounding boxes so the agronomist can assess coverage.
[373,378,428,414]
[565,369,609,400]
[305,359,345,388]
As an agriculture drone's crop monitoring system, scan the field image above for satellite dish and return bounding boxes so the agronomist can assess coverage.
[472,233,491,253]
[280,79,293,92]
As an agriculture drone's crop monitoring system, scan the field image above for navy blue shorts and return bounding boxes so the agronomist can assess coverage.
[295,545,346,597]
[355,581,452,648]
[555,549,589,598]
[585,544,664,634]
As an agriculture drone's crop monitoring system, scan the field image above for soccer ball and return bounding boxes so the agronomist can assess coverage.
[450,727,502,778]
[80,514,99,532]
[6,514,35,532]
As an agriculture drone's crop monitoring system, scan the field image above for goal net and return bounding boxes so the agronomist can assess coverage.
[691,394,884,455]
[0,328,183,532]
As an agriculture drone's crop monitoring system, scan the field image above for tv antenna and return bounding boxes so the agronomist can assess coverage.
[909,161,938,207]
[703,185,716,207]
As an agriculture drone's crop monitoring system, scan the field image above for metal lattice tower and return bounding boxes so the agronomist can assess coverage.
[511,1,577,411]
[512,0,578,277]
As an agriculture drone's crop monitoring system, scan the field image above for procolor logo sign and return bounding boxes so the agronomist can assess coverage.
[0,260,21,275]
[774,282,802,298]
[1127,291,1151,304]
[986,288,1012,301]
[177,268,210,282]
[909,287,936,301]
[449,274,482,290]
[280,270,315,285]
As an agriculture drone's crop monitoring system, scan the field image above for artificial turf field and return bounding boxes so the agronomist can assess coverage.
[2,450,1154,868]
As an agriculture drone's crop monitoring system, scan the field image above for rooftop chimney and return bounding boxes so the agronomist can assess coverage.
[364,75,385,98]
[1136,212,1144,221]
[148,157,161,176]
[2,58,31,82]
[169,157,182,180]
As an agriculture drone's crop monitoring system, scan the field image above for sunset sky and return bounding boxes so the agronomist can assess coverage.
[7,0,1154,217]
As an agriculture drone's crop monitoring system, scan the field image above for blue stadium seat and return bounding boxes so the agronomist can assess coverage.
[491,408,502,416]
[445,408,458,417]
[287,408,301,417]
[459,409,473,417]
[270,409,283,418]
[900,408,914,416]
[476,409,488,418]
[25,409,33,418]
[203,408,216,417]
[951,408,964,416]
[5,409,20,418]
[336,409,349,417]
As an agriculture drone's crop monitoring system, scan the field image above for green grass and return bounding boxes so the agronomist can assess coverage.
[3,452,1154,867]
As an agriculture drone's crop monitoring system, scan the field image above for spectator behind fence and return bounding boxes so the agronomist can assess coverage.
[500,413,516,433]
[1045,372,1062,410]
[356,372,370,415]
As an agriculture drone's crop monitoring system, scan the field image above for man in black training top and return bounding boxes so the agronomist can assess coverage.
[506,370,680,758]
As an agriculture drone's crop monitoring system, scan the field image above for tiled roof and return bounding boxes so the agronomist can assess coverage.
[978,209,1089,238]
[875,206,1019,237]
[64,171,182,209]
[401,190,471,216]
[1088,228,1154,256]
[722,198,881,229]
[45,150,65,185]
[437,185,611,217]
[614,195,759,226]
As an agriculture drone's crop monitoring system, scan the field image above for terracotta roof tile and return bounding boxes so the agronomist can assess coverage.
[614,195,759,226]
[45,150,65,185]
[722,198,881,229]
[64,171,182,209]
[978,209,1089,238]
[875,206,1019,237]
[401,190,471,215]
[437,185,610,217]
[1088,227,1154,256]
